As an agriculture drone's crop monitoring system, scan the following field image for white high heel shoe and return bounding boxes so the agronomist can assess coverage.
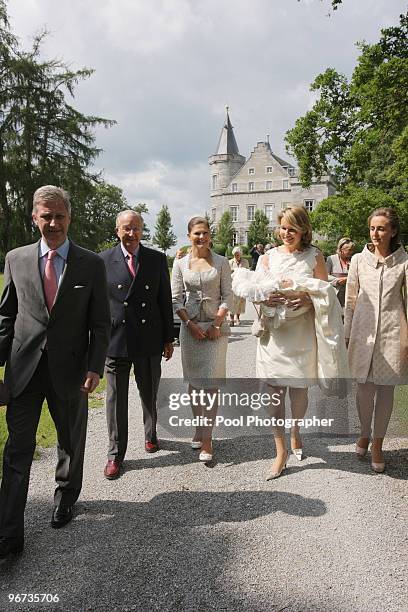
[199,450,213,462]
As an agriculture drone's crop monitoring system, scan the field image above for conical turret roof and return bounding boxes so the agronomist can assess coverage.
[215,108,240,155]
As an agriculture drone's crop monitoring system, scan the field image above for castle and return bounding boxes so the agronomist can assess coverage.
[208,109,335,245]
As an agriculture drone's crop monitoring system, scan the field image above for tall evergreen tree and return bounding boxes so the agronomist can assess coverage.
[247,210,270,247]
[134,202,151,241]
[214,211,234,253]
[204,211,216,241]
[0,1,115,256]
[153,205,177,253]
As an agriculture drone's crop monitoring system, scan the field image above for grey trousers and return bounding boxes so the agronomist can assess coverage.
[105,355,162,461]
[0,352,88,540]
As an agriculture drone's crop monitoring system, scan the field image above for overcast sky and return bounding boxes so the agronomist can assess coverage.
[8,0,407,250]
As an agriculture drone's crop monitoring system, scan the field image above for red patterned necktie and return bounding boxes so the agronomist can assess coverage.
[127,254,136,277]
[43,249,58,312]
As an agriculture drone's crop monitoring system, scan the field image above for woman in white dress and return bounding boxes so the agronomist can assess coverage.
[171,217,233,462]
[345,207,408,473]
[257,207,328,479]
[229,246,249,326]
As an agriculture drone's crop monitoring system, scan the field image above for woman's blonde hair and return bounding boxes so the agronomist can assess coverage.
[336,237,354,255]
[276,206,313,249]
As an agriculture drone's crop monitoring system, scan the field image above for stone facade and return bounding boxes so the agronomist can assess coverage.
[209,112,336,246]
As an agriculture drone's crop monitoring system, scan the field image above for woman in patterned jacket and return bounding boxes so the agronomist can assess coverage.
[344,208,408,473]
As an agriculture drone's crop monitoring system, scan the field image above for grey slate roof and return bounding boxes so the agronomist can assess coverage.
[215,109,240,155]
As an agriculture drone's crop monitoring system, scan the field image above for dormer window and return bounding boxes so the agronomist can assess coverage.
[288,168,296,177]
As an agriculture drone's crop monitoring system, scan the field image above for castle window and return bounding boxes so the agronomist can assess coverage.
[248,182,255,192]
[212,175,218,190]
[266,181,272,190]
[229,206,238,222]
[248,168,255,175]
[231,183,238,192]
[266,166,273,173]
[232,231,238,246]
[304,200,314,212]
[282,179,289,190]
[288,168,296,177]
[247,205,255,222]
[264,204,274,221]
[211,208,216,222]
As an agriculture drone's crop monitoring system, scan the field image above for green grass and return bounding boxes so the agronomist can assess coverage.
[394,385,408,433]
[0,273,3,294]
[0,366,106,472]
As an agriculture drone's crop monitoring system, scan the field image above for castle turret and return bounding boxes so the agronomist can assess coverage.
[209,108,245,196]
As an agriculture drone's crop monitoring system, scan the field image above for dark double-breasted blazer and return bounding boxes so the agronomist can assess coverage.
[99,243,174,359]
[0,240,111,399]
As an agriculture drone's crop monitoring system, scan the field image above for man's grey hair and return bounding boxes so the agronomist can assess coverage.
[116,210,144,228]
[32,185,71,214]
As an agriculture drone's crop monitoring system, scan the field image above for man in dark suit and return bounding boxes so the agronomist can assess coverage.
[250,243,265,270]
[0,185,111,559]
[99,210,174,479]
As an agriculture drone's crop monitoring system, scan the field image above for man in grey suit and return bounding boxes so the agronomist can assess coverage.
[0,185,111,559]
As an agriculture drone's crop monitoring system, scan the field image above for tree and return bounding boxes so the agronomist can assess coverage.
[285,12,408,240]
[68,182,128,252]
[153,205,177,253]
[247,210,270,247]
[204,211,216,241]
[134,202,151,241]
[0,0,116,255]
[214,211,234,253]
[310,187,404,248]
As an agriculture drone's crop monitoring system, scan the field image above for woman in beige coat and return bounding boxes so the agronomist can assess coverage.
[344,207,408,473]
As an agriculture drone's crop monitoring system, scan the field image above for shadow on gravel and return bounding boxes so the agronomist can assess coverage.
[123,434,407,480]
[1,492,327,611]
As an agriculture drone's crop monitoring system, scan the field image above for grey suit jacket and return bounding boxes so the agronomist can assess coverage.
[0,240,111,399]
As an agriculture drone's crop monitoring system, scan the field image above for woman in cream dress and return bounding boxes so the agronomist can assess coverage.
[229,246,249,326]
[171,216,233,462]
[345,207,408,473]
[257,207,328,479]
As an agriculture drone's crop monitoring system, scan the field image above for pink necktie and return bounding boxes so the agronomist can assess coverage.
[127,254,136,277]
[44,249,58,312]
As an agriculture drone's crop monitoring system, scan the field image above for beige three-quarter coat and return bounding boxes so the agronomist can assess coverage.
[344,244,408,385]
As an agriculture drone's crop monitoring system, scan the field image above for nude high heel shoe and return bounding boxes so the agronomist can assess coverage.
[266,451,289,480]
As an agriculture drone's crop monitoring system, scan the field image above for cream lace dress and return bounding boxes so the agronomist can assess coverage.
[256,246,318,387]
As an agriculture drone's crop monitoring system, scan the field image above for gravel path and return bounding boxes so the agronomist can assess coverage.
[1,306,407,611]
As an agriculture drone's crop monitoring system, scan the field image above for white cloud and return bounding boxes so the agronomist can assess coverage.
[7,0,407,253]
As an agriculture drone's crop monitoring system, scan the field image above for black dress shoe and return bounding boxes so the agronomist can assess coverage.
[0,536,24,559]
[51,505,73,529]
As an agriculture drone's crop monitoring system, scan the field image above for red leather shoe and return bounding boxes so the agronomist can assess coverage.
[145,441,159,453]
[104,459,122,479]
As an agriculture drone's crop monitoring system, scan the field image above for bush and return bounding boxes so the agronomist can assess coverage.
[212,243,226,256]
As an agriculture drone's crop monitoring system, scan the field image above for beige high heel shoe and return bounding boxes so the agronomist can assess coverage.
[266,451,289,480]
[355,437,369,458]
